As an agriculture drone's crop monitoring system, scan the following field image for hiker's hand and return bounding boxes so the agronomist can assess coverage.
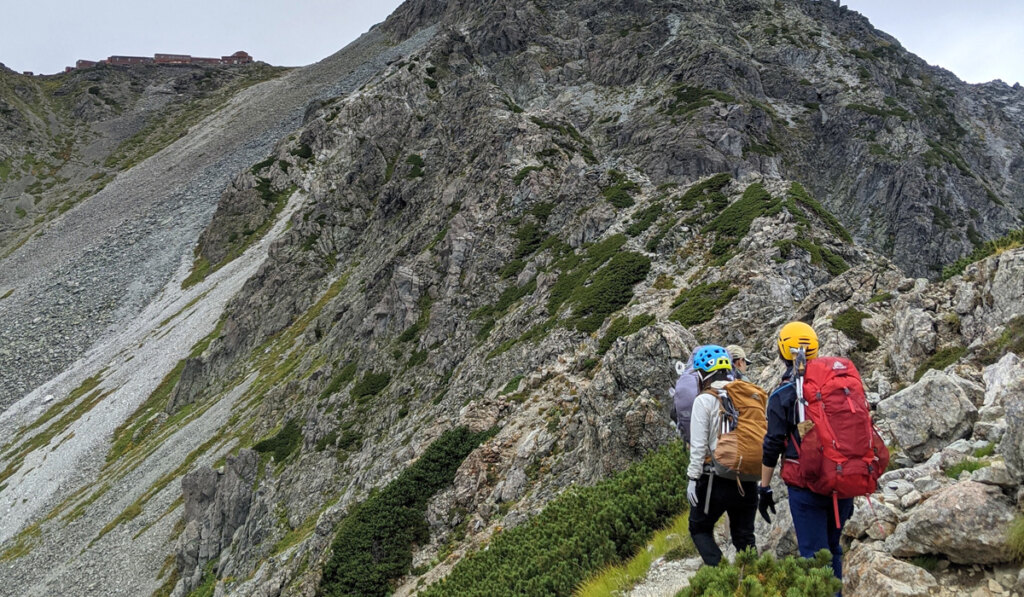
[687,479,699,507]
[758,485,775,523]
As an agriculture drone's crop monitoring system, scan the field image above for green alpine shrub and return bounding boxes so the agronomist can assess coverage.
[253,419,302,462]
[319,426,495,596]
[420,442,689,597]
[678,548,841,596]
[832,309,879,352]
[669,281,738,327]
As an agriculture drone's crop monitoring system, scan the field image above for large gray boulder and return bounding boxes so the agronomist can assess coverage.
[997,374,1024,483]
[875,369,978,462]
[886,481,1015,565]
[984,352,1023,408]
[844,542,937,597]
[889,306,937,383]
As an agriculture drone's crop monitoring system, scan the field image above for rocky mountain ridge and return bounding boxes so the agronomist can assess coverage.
[0,1,1022,596]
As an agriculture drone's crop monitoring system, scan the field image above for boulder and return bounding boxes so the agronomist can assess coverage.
[983,353,1023,408]
[887,481,1015,564]
[844,542,938,597]
[889,307,936,383]
[997,375,1024,482]
[844,495,901,542]
[875,370,978,462]
[970,460,1015,488]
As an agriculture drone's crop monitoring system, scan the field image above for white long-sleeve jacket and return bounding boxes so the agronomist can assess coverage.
[686,380,730,480]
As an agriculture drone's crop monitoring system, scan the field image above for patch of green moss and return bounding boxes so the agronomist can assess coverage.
[922,140,971,175]
[320,362,358,400]
[406,349,428,368]
[945,459,987,479]
[501,375,524,395]
[832,309,879,353]
[514,165,544,185]
[398,294,434,343]
[406,154,425,178]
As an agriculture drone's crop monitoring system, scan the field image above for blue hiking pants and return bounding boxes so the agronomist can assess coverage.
[787,486,854,579]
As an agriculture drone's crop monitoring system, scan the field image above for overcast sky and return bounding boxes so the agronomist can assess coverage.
[1,1,1021,86]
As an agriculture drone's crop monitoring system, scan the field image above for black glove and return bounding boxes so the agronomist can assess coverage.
[758,485,776,524]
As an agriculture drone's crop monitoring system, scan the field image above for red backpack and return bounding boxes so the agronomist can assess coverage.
[781,356,889,511]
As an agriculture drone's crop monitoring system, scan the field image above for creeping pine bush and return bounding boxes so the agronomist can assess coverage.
[678,548,841,597]
[599,314,655,354]
[832,309,880,353]
[942,228,1024,280]
[319,362,357,400]
[253,419,302,462]
[351,371,392,401]
[703,183,781,256]
[319,426,495,597]
[566,252,651,333]
[420,442,690,597]
[677,173,732,210]
[602,170,641,208]
[669,281,738,327]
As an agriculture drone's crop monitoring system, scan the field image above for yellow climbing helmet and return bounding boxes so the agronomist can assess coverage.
[777,321,819,360]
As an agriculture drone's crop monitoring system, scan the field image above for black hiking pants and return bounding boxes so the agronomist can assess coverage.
[688,473,758,566]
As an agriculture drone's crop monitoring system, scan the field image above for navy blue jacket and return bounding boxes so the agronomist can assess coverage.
[762,368,801,467]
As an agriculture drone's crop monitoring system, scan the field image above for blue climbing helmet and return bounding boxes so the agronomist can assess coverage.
[692,345,732,374]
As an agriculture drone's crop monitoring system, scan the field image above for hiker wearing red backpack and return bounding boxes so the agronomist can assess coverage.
[686,345,769,566]
[758,322,888,583]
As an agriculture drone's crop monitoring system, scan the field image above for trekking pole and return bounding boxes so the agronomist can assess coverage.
[792,347,807,421]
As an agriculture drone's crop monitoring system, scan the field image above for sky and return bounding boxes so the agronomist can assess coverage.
[844,0,1024,85]
[0,1,1021,86]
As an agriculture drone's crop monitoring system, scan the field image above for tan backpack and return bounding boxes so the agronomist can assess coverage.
[703,380,768,482]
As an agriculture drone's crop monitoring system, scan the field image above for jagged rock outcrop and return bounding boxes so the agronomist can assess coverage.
[174,450,259,596]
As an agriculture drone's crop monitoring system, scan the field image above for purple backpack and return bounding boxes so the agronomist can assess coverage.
[669,360,701,443]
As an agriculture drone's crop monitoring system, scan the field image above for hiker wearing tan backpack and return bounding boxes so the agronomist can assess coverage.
[686,345,769,566]
[758,322,889,584]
